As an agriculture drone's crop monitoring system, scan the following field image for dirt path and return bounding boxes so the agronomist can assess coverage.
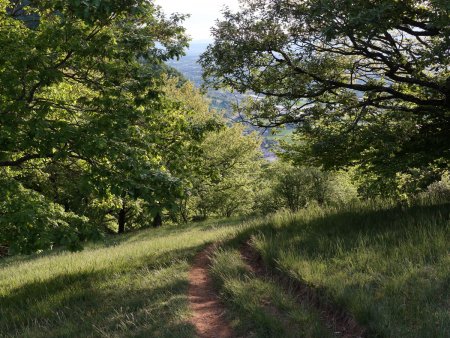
[239,241,366,338]
[188,245,234,338]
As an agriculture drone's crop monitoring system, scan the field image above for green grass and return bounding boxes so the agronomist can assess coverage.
[2,201,449,338]
[209,246,333,338]
[250,200,450,338]
[0,218,246,337]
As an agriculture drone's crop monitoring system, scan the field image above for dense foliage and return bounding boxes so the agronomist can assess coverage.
[161,77,263,222]
[255,162,358,213]
[201,0,450,193]
[0,0,268,254]
[2,0,448,258]
[0,0,194,253]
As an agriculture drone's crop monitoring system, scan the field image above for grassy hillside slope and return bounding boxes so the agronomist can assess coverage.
[245,201,449,337]
[0,219,246,337]
[1,200,449,338]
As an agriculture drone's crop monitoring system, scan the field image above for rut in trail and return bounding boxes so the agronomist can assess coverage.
[188,241,365,338]
[188,245,234,338]
[239,241,366,338]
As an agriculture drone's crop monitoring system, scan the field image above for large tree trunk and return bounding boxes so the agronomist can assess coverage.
[152,212,162,228]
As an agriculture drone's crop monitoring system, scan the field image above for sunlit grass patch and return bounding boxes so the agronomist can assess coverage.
[0,219,244,337]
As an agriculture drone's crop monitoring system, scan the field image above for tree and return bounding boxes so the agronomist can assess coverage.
[1,0,187,167]
[189,124,263,219]
[0,0,189,252]
[157,75,264,220]
[200,0,450,190]
[255,162,358,213]
[158,75,222,222]
[266,163,328,211]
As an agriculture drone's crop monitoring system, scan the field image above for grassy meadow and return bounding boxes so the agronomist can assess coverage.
[1,200,449,338]
[248,200,450,338]
[0,218,248,337]
[209,246,333,338]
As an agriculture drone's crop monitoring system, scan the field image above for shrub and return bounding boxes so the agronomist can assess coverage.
[0,177,95,254]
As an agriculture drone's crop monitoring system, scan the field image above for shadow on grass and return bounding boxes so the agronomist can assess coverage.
[0,246,203,338]
[335,261,450,338]
[266,202,450,261]
[210,202,450,338]
[247,202,450,338]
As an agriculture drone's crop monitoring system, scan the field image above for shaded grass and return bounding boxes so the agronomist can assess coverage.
[2,201,448,337]
[251,200,450,338]
[0,218,247,337]
[209,246,333,338]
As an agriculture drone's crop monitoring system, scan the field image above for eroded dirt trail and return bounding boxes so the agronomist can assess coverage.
[188,245,233,338]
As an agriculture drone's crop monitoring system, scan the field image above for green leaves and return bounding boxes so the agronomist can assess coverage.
[0,174,91,254]
[201,0,450,191]
[0,0,191,252]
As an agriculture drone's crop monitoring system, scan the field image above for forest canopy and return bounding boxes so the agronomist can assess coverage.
[0,0,265,253]
[200,0,450,192]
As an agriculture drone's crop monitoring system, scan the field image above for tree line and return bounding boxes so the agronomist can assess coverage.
[0,0,259,254]
[1,0,449,255]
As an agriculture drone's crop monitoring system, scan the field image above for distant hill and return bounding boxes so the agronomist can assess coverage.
[167,42,206,87]
[167,42,283,160]
[167,42,247,116]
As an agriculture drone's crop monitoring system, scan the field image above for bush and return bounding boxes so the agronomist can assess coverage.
[426,173,450,201]
[256,162,359,213]
[0,177,96,254]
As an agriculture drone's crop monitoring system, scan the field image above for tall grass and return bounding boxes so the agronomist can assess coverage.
[0,219,246,337]
[209,247,333,337]
[1,200,448,337]
[251,199,450,338]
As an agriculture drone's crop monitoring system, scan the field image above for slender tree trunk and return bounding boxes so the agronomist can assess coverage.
[181,211,188,223]
[118,200,126,234]
[181,198,189,223]
[152,212,162,228]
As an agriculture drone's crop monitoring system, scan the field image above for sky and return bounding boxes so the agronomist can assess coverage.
[154,0,241,42]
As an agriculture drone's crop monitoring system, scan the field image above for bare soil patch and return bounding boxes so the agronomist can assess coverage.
[188,245,234,338]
